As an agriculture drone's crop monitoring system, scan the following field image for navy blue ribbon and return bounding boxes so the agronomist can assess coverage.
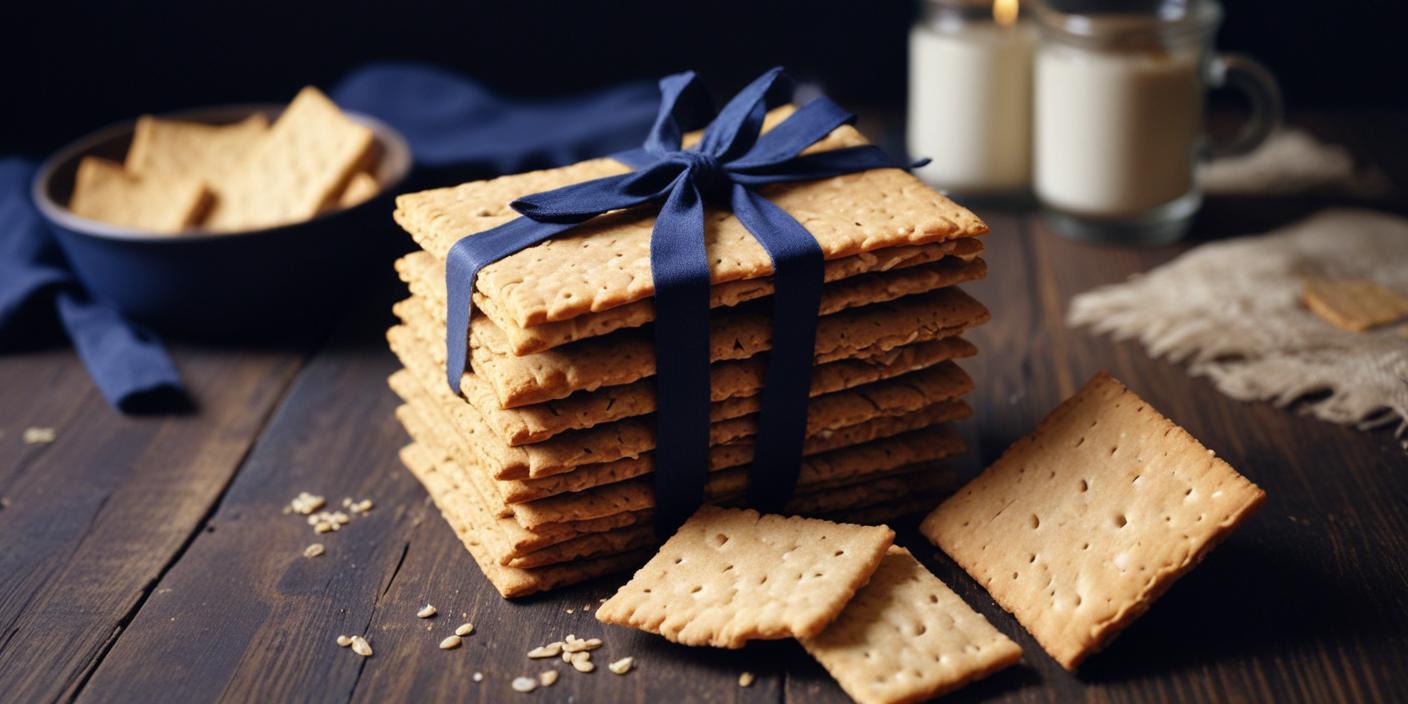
[444,67,915,536]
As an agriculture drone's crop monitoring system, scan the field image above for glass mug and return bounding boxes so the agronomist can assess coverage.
[1032,0,1281,245]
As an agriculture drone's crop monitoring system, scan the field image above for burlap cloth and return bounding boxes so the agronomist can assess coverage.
[1199,128,1391,198]
[1068,209,1408,444]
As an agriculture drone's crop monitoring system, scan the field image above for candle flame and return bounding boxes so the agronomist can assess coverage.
[993,0,1019,27]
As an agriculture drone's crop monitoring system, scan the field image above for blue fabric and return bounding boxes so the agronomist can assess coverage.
[332,62,660,177]
[442,68,916,535]
[0,159,183,410]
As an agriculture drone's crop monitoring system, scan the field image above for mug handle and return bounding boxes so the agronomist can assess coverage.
[1203,53,1284,158]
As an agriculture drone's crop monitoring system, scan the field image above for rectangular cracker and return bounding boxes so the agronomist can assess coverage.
[1301,276,1408,332]
[397,238,983,355]
[205,86,374,231]
[68,157,208,233]
[390,321,977,446]
[124,114,269,190]
[921,372,1266,670]
[595,506,894,647]
[394,107,987,330]
[800,546,1022,704]
[457,287,988,409]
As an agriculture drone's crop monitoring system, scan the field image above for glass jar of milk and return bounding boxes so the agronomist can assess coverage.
[908,0,1036,201]
[1033,0,1281,245]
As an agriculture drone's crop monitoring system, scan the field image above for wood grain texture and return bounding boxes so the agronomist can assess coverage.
[3,109,1406,703]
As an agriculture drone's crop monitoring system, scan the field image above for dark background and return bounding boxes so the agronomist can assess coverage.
[3,0,1404,158]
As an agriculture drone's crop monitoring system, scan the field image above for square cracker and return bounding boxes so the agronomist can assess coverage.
[1301,276,1408,332]
[204,86,374,231]
[68,156,208,233]
[595,506,894,648]
[800,546,1022,704]
[124,113,269,186]
[921,372,1265,670]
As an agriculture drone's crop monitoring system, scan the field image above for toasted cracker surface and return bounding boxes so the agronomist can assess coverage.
[205,87,373,231]
[337,171,379,208]
[68,157,209,233]
[1302,276,1408,332]
[595,506,894,648]
[921,372,1265,670]
[124,114,268,190]
[393,108,986,329]
[801,547,1022,704]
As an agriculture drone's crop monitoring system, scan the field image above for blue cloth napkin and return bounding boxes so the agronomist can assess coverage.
[0,158,184,410]
[0,63,659,412]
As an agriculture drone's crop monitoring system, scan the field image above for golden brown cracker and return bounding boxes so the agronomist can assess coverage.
[801,547,1022,704]
[68,156,208,233]
[125,114,268,188]
[921,372,1265,670]
[337,171,379,208]
[595,506,894,648]
[1302,276,1408,332]
[205,86,374,231]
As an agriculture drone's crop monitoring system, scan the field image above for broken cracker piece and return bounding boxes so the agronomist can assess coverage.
[1302,276,1408,332]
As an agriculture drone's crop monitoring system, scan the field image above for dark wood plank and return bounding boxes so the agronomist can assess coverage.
[0,342,307,702]
[76,304,783,704]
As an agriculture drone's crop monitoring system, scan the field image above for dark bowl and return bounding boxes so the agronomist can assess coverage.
[31,104,412,340]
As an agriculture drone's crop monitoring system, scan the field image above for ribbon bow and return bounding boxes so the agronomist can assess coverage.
[444,67,918,536]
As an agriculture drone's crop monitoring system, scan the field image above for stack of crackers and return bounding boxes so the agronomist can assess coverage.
[386,111,993,598]
[67,87,380,234]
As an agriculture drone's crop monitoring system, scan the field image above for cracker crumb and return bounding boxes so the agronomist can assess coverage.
[350,635,373,657]
[539,670,559,686]
[570,651,594,672]
[472,672,483,682]
[417,604,437,619]
[344,497,375,515]
[303,543,325,558]
[22,427,55,445]
[739,672,755,687]
[287,492,324,515]
[607,657,634,675]
[566,608,574,614]
[528,642,563,658]
[455,622,474,637]
[336,635,352,647]
[511,676,537,693]
[439,635,462,650]
[561,651,571,663]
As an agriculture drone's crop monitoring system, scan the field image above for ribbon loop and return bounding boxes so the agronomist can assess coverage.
[442,68,921,536]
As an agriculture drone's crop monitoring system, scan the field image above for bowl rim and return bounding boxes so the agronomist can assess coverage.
[31,102,413,244]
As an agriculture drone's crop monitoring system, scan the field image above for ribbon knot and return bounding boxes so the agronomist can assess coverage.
[673,149,727,201]
[443,68,918,536]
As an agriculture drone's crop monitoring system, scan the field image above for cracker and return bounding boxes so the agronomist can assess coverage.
[595,506,894,648]
[338,171,380,208]
[800,547,1022,704]
[400,443,650,598]
[921,372,1265,670]
[394,107,987,329]
[398,239,983,355]
[390,321,976,446]
[125,114,269,189]
[205,86,375,231]
[1301,276,1408,332]
[461,288,988,409]
[68,157,209,233]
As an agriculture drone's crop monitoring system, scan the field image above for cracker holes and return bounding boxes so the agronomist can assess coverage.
[690,585,703,594]
[833,549,846,557]
[714,533,730,547]
[1029,514,1040,530]
[928,594,939,604]
[1079,479,1090,493]
[1114,514,1128,528]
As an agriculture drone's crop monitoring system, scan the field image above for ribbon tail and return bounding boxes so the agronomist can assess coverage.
[444,217,578,393]
[730,186,823,512]
[648,177,713,538]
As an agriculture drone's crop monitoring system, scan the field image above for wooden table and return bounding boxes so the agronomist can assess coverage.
[3,110,1405,703]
